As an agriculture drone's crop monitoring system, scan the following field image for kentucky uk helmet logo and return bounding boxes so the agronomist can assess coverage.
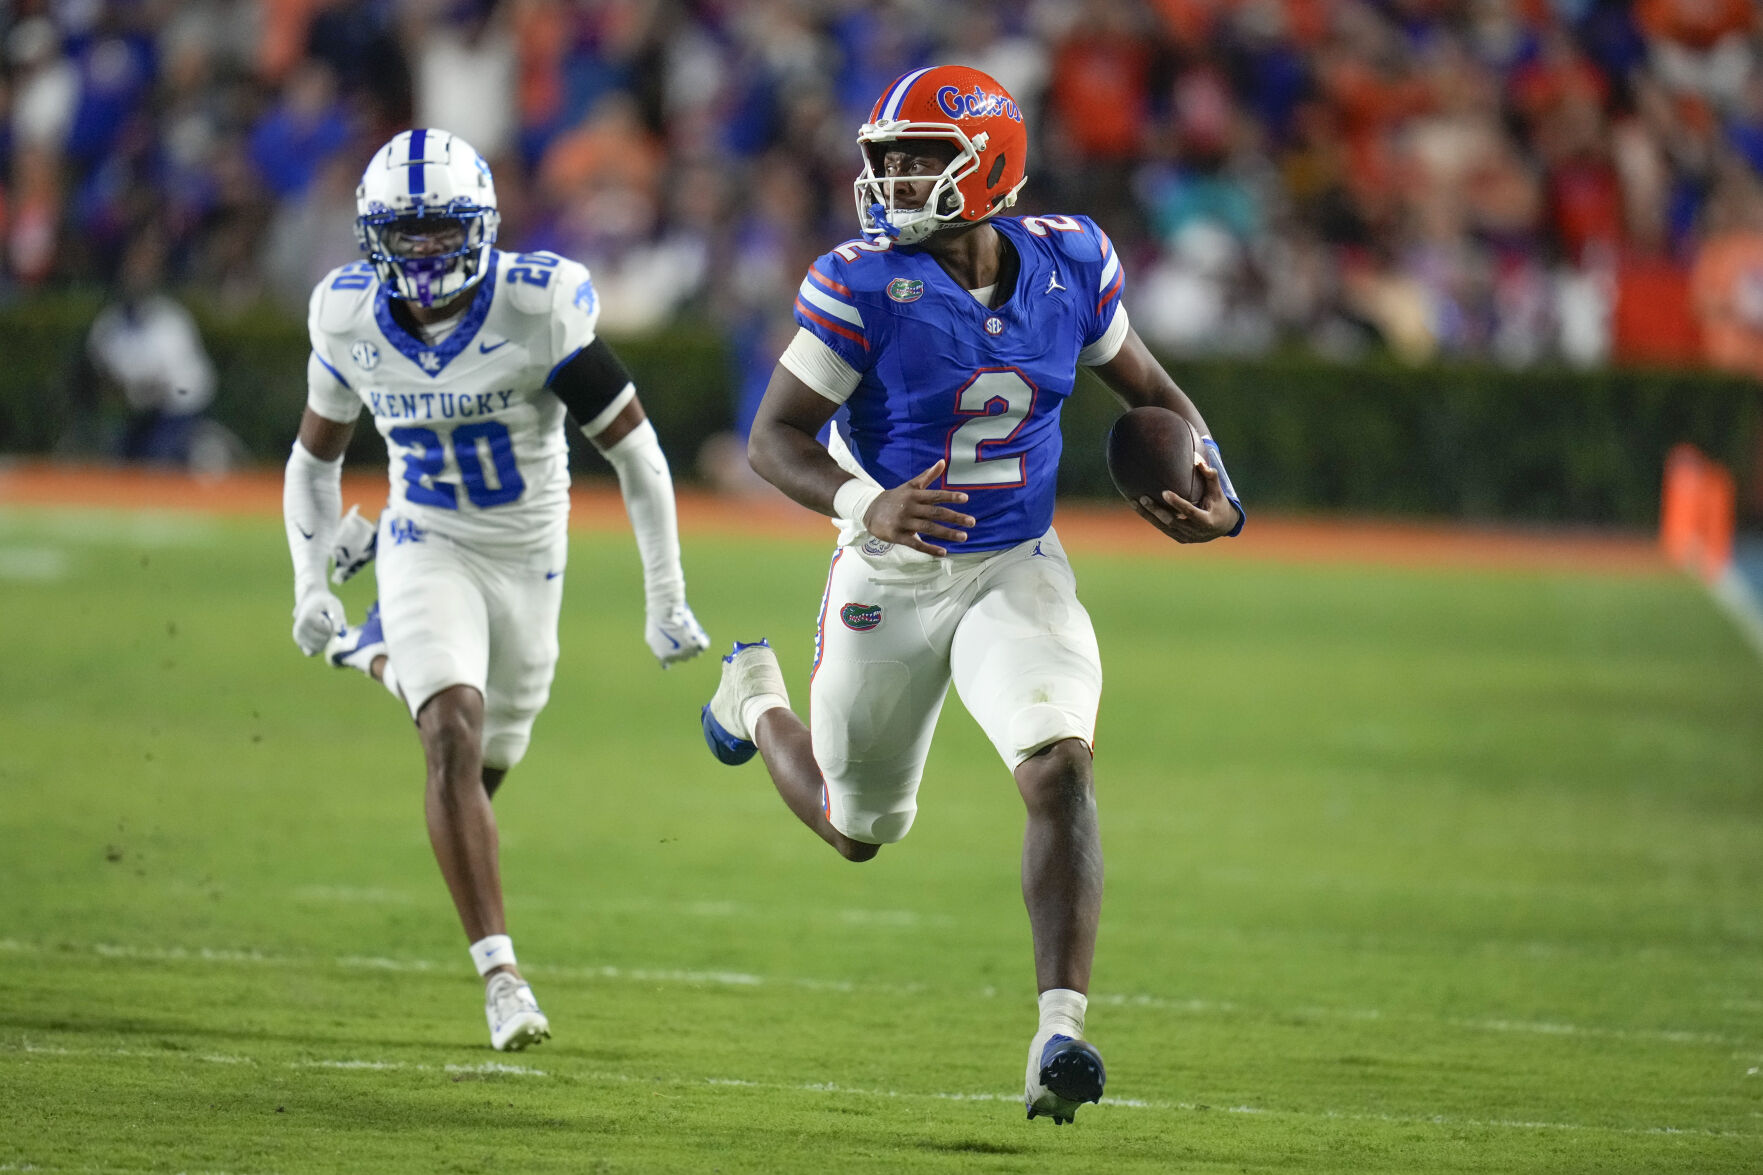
[886,278,924,303]
[840,603,882,631]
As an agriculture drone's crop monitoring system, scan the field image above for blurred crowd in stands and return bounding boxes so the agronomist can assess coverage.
[6,0,1763,381]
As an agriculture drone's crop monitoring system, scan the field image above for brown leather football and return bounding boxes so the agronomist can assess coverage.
[1106,406,1202,507]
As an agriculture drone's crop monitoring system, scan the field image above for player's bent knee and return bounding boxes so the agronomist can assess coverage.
[482,730,529,772]
[836,837,882,863]
[1015,738,1096,812]
[1007,704,1094,769]
[825,793,917,846]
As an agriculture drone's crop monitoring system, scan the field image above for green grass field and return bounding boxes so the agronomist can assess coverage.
[1,504,1759,1173]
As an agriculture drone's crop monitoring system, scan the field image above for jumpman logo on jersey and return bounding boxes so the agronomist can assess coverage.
[1032,541,1047,557]
[1045,273,1065,294]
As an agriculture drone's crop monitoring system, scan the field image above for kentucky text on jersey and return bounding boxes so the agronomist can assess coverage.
[367,388,517,420]
[307,246,599,547]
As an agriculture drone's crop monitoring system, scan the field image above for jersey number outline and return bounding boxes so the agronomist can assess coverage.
[1021,215,1084,237]
[831,237,894,263]
[329,262,374,291]
[944,368,1038,489]
[507,252,561,288]
[389,420,526,509]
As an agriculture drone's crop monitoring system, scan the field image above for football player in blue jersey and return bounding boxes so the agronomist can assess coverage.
[285,129,710,1051]
[700,65,1245,1122]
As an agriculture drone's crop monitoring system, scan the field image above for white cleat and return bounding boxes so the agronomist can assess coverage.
[1025,1031,1106,1124]
[485,972,550,1052]
[700,640,788,765]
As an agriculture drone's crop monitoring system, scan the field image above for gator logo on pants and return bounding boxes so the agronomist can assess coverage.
[840,603,882,631]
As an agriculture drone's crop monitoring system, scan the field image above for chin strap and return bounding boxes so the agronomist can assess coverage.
[866,203,904,239]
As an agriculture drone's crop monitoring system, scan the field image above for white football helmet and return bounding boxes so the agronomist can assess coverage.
[355,128,500,307]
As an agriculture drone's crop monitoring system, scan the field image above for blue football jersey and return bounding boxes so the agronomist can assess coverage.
[794,215,1125,552]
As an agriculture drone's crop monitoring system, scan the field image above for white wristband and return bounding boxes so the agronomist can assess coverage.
[833,478,883,531]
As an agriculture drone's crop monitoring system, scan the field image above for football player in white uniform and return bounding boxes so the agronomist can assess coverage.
[282,128,710,1050]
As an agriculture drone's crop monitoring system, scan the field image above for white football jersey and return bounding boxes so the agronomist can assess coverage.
[305,249,600,552]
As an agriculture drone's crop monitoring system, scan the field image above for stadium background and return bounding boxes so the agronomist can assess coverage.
[0,0,1760,530]
[2,2,1762,1172]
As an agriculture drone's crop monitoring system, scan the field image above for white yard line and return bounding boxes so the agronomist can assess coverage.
[1709,566,1763,664]
[7,1040,1751,1139]
[1,937,1745,1049]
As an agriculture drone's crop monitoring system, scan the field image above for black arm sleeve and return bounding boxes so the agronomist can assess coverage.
[548,336,635,427]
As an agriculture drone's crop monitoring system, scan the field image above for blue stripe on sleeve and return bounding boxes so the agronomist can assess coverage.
[313,350,351,390]
[545,343,587,387]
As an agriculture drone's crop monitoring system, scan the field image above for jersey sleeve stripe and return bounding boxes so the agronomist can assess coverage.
[312,349,352,390]
[797,277,865,328]
[795,299,870,349]
[1097,268,1124,314]
[545,342,588,387]
[1097,248,1120,293]
[808,266,855,298]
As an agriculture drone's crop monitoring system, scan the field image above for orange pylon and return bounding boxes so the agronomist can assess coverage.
[1660,443,1737,582]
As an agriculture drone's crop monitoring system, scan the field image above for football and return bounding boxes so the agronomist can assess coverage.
[1105,406,1203,507]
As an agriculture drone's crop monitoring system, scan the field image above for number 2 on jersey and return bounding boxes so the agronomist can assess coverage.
[945,369,1036,488]
[390,421,526,509]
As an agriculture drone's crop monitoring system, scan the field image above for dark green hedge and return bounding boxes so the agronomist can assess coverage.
[7,294,1759,527]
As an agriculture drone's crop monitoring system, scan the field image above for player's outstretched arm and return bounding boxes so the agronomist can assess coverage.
[1091,327,1243,543]
[284,408,355,654]
[749,366,975,558]
[583,392,709,666]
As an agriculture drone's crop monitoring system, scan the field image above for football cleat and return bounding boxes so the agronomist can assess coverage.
[1025,1033,1106,1124]
[700,640,786,765]
[485,971,550,1052]
[330,505,378,584]
[325,600,386,675]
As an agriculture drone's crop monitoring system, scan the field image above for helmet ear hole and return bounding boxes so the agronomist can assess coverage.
[986,153,1007,188]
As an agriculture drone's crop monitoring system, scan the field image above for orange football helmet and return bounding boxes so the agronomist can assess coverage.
[854,64,1028,246]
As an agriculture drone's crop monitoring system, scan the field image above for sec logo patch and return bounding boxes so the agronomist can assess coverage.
[887,278,924,303]
[984,316,1004,335]
[351,340,381,370]
[840,603,882,631]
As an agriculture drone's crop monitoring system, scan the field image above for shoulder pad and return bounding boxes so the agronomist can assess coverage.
[1007,215,1111,264]
[310,262,379,338]
[812,239,903,294]
[499,249,590,316]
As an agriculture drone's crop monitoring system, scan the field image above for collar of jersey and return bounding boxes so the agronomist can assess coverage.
[372,250,500,378]
[912,225,1027,313]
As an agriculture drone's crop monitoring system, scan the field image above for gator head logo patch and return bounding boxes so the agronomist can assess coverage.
[886,278,924,303]
[840,603,882,631]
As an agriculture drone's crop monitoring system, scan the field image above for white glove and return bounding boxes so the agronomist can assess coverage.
[646,600,710,667]
[293,590,347,657]
[330,505,378,585]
